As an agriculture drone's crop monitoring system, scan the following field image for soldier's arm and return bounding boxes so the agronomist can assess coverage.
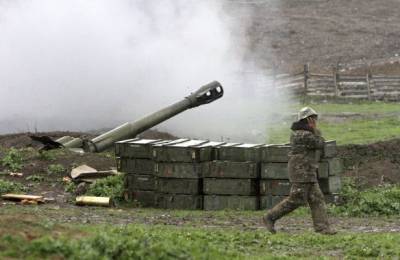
[302,131,325,149]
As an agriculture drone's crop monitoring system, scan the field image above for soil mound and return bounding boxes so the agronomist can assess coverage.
[338,139,400,188]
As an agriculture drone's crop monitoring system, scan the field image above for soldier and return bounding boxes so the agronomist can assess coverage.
[263,107,336,235]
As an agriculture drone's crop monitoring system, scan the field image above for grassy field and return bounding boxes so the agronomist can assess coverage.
[267,100,400,144]
[1,205,400,259]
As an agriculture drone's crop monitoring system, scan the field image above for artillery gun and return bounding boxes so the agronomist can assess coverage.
[32,81,223,153]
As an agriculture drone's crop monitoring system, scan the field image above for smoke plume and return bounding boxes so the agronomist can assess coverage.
[0,0,288,143]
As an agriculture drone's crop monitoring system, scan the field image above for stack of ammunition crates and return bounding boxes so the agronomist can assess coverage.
[203,143,262,210]
[152,140,223,209]
[116,138,168,207]
[116,138,343,210]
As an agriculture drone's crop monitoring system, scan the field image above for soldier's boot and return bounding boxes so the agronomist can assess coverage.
[308,183,337,235]
[263,195,302,234]
[262,215,276,234]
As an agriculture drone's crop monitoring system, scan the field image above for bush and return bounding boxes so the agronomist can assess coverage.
[331,179,400,216]
[0,179,26,194]
[1,148,23,172]
[86,175,124,202]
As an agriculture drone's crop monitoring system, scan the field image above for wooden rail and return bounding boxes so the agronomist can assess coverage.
[275,65,400,101]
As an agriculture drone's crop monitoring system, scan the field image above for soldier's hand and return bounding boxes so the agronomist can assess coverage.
[307,117,317,129]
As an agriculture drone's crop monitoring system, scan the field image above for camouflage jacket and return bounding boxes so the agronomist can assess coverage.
[288,129,325,183]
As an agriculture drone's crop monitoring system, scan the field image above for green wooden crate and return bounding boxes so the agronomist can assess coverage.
[155,193,203,209]
[260,195,286,210]
[204,195,259,210]
[152,140,223,162]
[217,143,262,162]
[260,144,291,163]
[319,176,342,193]
[203,161,259,179]
[319,158,343,176]
[155,162,203,179]
[130,174,155,191]
[260,178,341,196]
[155,178,201,194]
[119,158,155,175]
[203,178,257,195]
[260,179,291,196]
[116,138,172,159]
[261,162,330,179]
[323,140,337,158]
[130,190,155,207]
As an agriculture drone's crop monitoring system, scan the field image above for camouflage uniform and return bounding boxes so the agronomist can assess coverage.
[265,129,333,233]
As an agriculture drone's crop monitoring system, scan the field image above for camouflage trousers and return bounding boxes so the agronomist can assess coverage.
[266,182,330,232]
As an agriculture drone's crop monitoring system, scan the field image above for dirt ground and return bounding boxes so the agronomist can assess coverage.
[235,0,400,73]
[338,139,400,187]
[1,204,399,235]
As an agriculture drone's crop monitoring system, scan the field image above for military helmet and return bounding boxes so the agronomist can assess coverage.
[298,107,318,120]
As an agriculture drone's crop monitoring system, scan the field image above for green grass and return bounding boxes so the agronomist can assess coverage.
[0,179,26,194]
[268,117,400,145]
[1,223,399,259]
[301,100,400,114]
[268,100,400,144]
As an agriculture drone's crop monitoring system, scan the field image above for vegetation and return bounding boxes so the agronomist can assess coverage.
[267,100,400,144]
[46,164,65,175]
[0,179,26,194]
[26,175,45,182]
[1,222,400,259]
[1,148,24,172]
[86,175,125,202]
[330,180,400,217]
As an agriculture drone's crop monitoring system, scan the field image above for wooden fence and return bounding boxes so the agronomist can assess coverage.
[275,64,400,101]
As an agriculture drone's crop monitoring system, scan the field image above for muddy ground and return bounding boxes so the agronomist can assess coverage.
[1,204,400,235]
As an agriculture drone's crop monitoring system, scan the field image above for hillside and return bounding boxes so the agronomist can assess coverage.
[231,0,400,73]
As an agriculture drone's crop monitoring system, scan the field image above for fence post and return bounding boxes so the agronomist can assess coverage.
[333,67,339,97]
[303,64,309,97]
[366,71,371,100]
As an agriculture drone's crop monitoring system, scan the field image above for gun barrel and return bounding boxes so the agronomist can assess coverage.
[62,81,223,152]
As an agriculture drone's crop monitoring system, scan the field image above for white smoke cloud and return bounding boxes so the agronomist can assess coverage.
[0,0,288,142]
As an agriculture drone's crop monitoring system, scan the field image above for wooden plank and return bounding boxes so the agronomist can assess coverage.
[1,194,44,202]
